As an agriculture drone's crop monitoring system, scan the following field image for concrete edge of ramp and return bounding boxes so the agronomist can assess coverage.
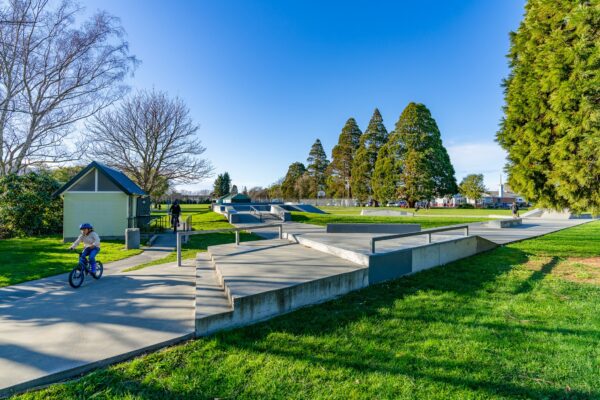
[195,253,369,336]
[368,236,499,284]
[0,333,194,399]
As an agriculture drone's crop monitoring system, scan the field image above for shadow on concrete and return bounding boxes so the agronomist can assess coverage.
[0,269,195,392]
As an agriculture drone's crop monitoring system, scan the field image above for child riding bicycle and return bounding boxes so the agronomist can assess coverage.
[69,223,101,273]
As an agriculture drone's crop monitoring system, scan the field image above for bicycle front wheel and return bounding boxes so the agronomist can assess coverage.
[91,261,103,280]
[68,266,85,288]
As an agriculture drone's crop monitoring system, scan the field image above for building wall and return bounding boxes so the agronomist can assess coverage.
[63,192,129,241]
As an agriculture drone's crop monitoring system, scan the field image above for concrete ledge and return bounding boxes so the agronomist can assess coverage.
[289,233,370,267]
[360,209,414,217]
[326,223,421,234]
[368,235,498,284]
[487,218,522,228]
[228,213,261,224]
[196,268,368,336]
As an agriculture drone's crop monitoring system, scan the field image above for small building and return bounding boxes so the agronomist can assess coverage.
[54,161,148,241]
[215,193,252,204]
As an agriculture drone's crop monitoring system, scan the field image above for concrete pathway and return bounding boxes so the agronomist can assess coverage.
[238,219,593,256]
[0,254,195,396]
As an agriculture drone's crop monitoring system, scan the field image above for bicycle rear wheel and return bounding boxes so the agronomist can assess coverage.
[68,266,85,288]
[91,261,103,280]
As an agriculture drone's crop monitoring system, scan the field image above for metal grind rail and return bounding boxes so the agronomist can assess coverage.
[176,223,284,266]
[370,224,470,254]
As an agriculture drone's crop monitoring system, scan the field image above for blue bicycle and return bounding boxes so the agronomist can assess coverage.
[68,250,104,288]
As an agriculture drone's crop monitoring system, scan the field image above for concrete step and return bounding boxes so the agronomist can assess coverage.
[195,239,367,336]
[195,253,233,336]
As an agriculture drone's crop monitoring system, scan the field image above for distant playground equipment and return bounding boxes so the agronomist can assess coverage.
[212,202,325,224]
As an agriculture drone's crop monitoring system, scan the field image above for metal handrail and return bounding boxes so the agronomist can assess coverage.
[370,224,470,254]
[176,223,284,266]
[250,206,262,222]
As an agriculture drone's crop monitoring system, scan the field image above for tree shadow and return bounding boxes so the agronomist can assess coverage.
[513,256,560,294]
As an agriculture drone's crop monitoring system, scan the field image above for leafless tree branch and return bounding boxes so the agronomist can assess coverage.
[88,89,214,196]
[0,0,137,175]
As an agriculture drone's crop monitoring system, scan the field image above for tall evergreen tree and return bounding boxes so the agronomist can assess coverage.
[497,0,600,213]
[221,172,232,196]
[327,118,362,198]
[281,162,307,200]
[351,108,389,203]
[213,174,224,197]
[372,103,457,206]
[306,139,330,198]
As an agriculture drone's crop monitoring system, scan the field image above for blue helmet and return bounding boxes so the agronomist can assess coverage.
[79,223,93,230]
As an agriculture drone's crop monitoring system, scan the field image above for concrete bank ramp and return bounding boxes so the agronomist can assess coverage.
[360,209,414,217]
[282,204,326,214]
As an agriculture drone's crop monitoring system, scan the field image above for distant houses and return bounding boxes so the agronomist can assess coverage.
[433,182,528,208]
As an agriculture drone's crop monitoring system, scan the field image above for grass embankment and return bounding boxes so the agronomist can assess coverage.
[318,206,517,216]
[126,209,262,271]
[15,221,600,399]
[292,211,491,228]
[0,237,141,288]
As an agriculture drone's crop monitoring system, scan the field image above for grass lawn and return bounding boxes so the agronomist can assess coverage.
[125,210,262,271]
[318,206,517,216]
[14,222,600,399]
[292,211,491,228]
[0,237,142,288]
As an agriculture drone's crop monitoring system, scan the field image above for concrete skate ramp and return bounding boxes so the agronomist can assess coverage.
[326,223,420,234]
[360,209,414,217]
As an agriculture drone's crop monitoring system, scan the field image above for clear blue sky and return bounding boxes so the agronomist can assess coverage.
[81,0,525,192]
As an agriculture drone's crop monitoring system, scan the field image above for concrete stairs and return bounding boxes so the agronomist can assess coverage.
[195,239,368,336]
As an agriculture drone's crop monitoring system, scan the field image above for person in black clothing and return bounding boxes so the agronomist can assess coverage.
[169,200,182,232]
[511,201,519,218]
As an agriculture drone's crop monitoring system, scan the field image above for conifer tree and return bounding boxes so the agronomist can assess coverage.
[327,118,362,198]
[221,172,232,196]
[497,0,599,213]
[306,139,329,198]
[213,174,224,197]
[281,162,306,200]
[372,103,457,206]
[351,108,389,203]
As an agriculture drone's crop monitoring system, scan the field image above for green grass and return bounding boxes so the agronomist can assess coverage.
[0,237,142,288]
[292,211,491,228]
[151,203,212,217]
[318,206,517,216]
[125,210,262,271]
[14,221,600,399]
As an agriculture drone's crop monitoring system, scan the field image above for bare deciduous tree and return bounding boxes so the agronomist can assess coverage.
[0,0,136,175]
[88,90,214,195]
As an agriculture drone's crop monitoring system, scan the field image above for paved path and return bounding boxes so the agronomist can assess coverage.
[238,219,593,255]
[0,253,195,396]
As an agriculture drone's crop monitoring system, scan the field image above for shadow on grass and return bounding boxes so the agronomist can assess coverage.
[513,256,560,294]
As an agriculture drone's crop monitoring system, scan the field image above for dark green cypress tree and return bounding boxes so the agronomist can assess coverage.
[213,174,224,197]
[497,0,600,213]
[372,103,457,206]
[327,118,362,198]
[306,139,330,197]
[281,162,307,200]
[221,172,231,196]
[351,108,389,203]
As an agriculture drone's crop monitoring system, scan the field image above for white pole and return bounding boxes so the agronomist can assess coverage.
[176,232,182,266]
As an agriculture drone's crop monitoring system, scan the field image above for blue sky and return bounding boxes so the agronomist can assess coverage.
[81,0,525,192]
